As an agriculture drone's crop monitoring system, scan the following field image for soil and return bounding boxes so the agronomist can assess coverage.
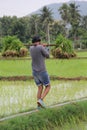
[0,76,87,81]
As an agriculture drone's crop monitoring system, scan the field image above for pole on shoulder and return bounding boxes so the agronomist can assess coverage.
[24,44,57,47]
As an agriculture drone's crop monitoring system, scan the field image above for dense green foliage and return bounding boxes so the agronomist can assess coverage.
[1,36,28,57]
[0,3,87,49]
[52,34,76,58]
[0,100,87,130]
[2,36,23,52]
[55,34,73,53]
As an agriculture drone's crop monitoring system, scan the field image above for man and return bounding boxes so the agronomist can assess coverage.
[30,36,51,109]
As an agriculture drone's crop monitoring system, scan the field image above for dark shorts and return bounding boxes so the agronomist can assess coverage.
[33,71,50,87]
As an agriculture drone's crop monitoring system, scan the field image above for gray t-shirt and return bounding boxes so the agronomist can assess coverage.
[30,45,49,72]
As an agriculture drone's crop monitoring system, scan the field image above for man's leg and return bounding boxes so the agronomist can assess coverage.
[41,84,51,100]
[37,84,51,108]
[37,85,43,100]
[37,85,44,109]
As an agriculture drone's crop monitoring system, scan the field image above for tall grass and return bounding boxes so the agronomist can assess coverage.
[0,100,87,130]
[0,59,87,77]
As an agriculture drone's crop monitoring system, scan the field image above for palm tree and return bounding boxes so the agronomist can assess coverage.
[69,3,81,34]
[59,3,71,37]
[50,20,65,41]
[79,15,87,49]
[81,15,87,30]
[68,3,81,48]
[59,3,69,26]
[69,3,81,24]
[39,6,53,44]
[29,14,40,36]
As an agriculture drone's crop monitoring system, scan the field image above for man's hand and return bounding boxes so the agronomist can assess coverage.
[42,43,47,47]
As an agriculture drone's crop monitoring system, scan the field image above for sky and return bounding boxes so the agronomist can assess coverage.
[0,0,87,17]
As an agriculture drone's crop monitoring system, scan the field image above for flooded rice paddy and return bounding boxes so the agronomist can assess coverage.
[0,80,87,118]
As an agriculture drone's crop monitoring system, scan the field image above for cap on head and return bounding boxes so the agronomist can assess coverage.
[32,36,41,43]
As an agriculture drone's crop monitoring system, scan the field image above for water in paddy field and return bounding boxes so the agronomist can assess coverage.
[0,81,87,117]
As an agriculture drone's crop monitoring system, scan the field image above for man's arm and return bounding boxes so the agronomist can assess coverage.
[41,46,50,58]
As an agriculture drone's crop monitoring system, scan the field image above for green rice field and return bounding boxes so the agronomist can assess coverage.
[0,59,87,77]
[0,80,87,118]
[76,50,87,57]
[0,52,87,129]
[0,51,87,128]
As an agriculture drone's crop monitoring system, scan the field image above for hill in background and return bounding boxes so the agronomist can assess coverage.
[27,0,87,20]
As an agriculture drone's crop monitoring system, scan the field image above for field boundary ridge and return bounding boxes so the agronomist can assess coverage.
[0,76,87,81]
[0,96,87,122]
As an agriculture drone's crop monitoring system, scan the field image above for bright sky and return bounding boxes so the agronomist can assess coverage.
[0,0,87,17]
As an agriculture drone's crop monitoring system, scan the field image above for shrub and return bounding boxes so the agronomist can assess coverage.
[52,34,76,59]
[1,36,28,57]
[2,36,23,52]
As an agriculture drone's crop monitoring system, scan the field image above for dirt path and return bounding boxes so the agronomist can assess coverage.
[0,97,87,122]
